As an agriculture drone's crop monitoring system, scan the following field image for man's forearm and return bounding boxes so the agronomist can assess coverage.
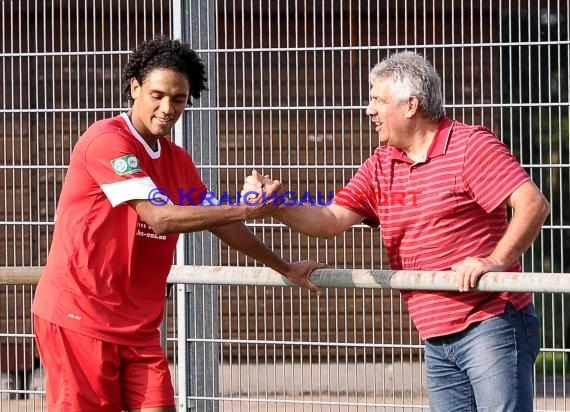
[131,200,270,235]
[240,170,364,238]
[210,222,289,274]
[274,204,345,238]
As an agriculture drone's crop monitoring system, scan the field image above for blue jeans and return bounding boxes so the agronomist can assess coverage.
[425,302,540,412]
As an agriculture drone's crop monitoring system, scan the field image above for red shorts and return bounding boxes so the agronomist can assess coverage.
[34,315,175,411]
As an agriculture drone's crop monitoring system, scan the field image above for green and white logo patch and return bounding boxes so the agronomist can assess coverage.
[111,155,141,176]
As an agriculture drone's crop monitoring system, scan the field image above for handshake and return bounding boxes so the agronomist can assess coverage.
[240,170,334,215]
[241,169,282,203]
[241,169,326,295]
[235,169,286,221]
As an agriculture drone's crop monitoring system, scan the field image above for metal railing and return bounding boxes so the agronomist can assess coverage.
[5,265,570,291]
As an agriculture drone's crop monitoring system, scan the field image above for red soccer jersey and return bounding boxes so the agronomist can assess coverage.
[32,113,207,346]
[334,116,532,339]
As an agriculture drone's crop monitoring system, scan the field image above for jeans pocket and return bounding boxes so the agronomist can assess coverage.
[521,303,541,360]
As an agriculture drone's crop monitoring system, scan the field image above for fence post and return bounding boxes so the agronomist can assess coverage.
[180,0,220,410]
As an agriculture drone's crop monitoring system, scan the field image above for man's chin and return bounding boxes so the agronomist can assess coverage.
[152,127,172,137]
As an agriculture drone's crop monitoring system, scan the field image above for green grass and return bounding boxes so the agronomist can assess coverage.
[535,351,567,376]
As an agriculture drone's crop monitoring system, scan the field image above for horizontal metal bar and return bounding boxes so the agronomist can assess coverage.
[184,337,424,349]
[2,40,569,58]
[0,221,55,225]
[188,396,425,409]
[2,266,570,293]
[0,267,42,284]
[2,164,570,172]
[1,50,131,57]
[0,165,69,169]
[2,101,569,114]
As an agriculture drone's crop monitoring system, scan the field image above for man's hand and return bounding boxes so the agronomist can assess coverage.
[242,169,282,201]
[238,170,284,220]
[451,256,504,292]
[281,260,326,295]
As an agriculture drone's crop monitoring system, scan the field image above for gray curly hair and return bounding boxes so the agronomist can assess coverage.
[370,51,445,120]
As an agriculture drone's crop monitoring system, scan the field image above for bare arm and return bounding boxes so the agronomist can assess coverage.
[452,180,550,291]
[209,222,324,294]
[243,170,364,238]
[489,180,550,267]
[129,198,275,235]
[129,199,323,294]
[273,203,364,238]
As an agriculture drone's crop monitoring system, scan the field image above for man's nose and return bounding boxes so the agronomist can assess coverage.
[160,99,175,114]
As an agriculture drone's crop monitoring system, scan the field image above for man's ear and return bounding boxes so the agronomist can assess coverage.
[130,77,142,100]
[405,96,420,118]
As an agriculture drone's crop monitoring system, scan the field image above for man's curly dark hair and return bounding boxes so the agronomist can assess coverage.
[123,36,207,104]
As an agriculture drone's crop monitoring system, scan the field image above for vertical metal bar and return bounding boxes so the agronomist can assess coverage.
[180,1,220,410]
[176,284,188,411]
[1,0,5,267]
[558,0,569,402]
[164,0,184,374]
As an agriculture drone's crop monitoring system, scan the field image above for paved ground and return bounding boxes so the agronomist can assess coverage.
[2,393,569,411]
[2,366,569,411]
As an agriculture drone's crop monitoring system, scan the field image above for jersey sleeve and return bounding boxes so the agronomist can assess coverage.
[463,128,530,213]
[332,156,380,228]
[82,132,159,207]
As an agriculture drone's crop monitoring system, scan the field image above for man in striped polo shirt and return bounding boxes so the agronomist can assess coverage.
[244,51,550,411]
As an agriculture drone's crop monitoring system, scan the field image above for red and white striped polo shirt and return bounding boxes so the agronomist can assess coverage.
[334,116,532,339]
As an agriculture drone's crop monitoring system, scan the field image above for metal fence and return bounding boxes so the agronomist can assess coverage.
[1,0,570,411]
[1,268,570,411]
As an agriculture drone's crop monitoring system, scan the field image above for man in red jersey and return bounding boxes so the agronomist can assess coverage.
[31,37,323,412]
[243,51,550,411]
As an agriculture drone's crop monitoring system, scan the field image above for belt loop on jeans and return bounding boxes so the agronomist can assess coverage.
[504,301,515,314]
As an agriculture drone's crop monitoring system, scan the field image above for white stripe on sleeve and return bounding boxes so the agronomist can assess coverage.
[101,176,163,207]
